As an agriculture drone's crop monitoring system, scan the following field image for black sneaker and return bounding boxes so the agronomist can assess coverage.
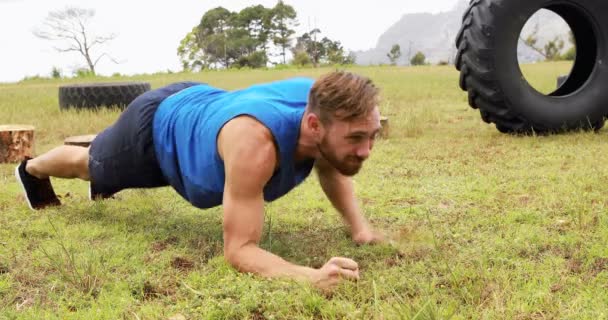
[14,158,61,210]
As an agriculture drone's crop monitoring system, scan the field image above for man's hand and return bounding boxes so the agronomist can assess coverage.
[315,157,384,246]
[311,257,359,291]
[352,225,385,245]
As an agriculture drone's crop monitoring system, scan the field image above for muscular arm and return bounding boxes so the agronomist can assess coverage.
[219,117,316,281]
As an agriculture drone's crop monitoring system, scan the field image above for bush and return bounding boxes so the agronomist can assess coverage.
[74,68,96,78]
[562,47,576,61]
[51,67,62,79]
[292,51,312,67]
[234,51,268,69]
[410,52,426,66]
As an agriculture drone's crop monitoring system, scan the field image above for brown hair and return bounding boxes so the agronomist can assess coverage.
[307,71,379,124]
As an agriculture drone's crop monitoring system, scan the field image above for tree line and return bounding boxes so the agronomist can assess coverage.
[177,1,354,71]
[31,3,576,78]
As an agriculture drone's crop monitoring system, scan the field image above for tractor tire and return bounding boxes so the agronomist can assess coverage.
[59,82,151,110]
[455,0,608,134]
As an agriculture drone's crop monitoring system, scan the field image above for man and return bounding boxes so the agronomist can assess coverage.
[15,71,383,290]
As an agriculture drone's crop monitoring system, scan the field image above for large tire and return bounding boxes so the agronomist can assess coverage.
[455,0,608,134]
[59,82,151,110]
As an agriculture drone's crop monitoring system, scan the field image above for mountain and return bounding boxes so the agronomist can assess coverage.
[354,0,572,65]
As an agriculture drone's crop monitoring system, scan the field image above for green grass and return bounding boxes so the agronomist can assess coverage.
[2,62,608,319]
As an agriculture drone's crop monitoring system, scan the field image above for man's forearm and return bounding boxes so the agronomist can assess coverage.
[318,172,369,232]
[226,244,317,282]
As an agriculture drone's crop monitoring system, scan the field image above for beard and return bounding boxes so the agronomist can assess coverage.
[317,139,364,176]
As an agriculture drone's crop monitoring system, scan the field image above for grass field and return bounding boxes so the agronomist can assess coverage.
[2,62,608,319]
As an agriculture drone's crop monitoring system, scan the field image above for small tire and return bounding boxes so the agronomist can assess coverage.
[455,0,608,134]
[59,82,151,110]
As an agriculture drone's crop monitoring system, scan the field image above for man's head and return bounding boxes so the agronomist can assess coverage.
[305,71,381,176]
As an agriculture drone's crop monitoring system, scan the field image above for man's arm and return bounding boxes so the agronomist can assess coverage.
[315,157,383,244]
[219,117,359,289]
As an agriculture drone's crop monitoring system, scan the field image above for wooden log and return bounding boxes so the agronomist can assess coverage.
[0,125,35,163]
[379,116,389,139]
[64,134,97,147]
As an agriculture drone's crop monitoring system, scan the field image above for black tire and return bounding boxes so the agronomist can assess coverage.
[59,82,151,110]
[455,0,608,134]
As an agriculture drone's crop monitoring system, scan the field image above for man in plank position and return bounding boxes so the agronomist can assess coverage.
[15,71,383,290]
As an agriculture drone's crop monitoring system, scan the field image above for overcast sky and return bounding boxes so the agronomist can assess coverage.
[0,0,460,82]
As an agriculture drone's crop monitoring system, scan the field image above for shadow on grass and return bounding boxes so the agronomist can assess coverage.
[54,190,405,270]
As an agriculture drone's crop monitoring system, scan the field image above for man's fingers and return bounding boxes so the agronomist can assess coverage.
[329,257,359,270]
[336,268,359,281]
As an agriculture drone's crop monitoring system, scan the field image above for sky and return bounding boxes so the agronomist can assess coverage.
[0,0,460,83]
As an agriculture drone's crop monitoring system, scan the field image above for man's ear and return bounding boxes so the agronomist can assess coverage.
[306,112,321,134]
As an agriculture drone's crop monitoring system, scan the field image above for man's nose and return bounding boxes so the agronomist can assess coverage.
[355,140,372,159]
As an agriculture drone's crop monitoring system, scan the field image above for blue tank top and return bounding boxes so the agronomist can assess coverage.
[152,78,316,209]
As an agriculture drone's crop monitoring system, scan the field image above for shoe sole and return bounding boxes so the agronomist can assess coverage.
[14,165,35,211]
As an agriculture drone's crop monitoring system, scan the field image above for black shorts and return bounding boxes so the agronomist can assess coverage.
[88,81,201,196]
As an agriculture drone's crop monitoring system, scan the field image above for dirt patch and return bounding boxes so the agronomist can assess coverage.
[566,258,583,274]
[550,283,563,293]
[150,236,179,253]
[518,244,551,261]
[518,195,531,206]
[171,257,195,271]
[514,311,552,320]
[141,280,176,300]
[590,257,608,276]
[480,282,499,304]
[384,256,400,267]
[151,242,168,252]
[142,281,161,300]
[384,248,430,267]
[251,309,267,320]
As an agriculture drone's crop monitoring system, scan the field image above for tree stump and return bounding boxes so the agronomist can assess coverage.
[0,125,35,163]
[379,116,389,139]
[64,134,97,147]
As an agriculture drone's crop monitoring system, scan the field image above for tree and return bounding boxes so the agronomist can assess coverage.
[321,37,353,65]
[387,44,402,65]
[177,27,209,71]
[292,51,312,66]
[521,23,566,61]
[292,29,354,66]
[180,5,275,69]
[292,28,322,66]
[410,51,426,66]
[196,7,234,68]
[271,1,298,64]
[562,31,576,60]
[234,5,272,53]
[544,38,565,60]
[229,5,272,68]
[51,67,62,79]
[33,7,118,75]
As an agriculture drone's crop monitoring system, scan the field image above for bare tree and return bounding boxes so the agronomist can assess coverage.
[33,7,119,75]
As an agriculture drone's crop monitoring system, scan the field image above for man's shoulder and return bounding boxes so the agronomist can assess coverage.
[218,116,276,158]
[219,116,278,182]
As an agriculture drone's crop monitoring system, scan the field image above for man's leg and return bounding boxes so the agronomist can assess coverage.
[26,145,90,180]
[15,145,90,210]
